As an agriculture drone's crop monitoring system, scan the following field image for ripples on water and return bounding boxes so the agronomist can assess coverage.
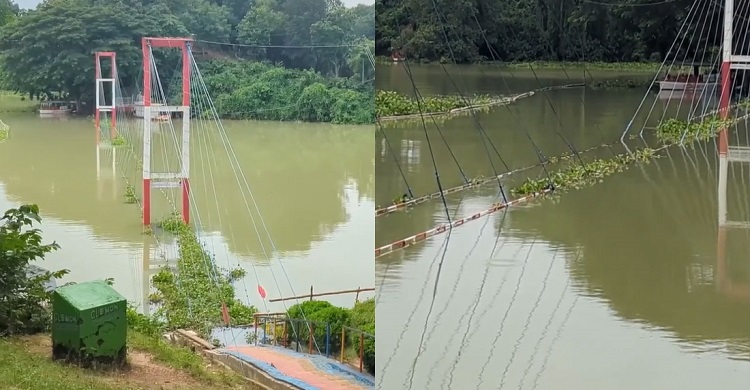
[376,67,750,389]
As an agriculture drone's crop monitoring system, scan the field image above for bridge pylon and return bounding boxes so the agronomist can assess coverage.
[94,51,117,142]
[717,0,750,227]
[141,37,193,227]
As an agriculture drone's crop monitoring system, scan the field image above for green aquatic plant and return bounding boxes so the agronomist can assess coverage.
[512,148,656,196]
[655,116,734,144]
[0,120,9,142]
[376,90,491,118]
[150,215,257,337]
[588,77,652,90]
[158,212,184,234]
[513,115,738,198]
[111,135,127,146]
[124,184,138,204]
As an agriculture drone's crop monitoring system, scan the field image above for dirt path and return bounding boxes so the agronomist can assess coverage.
[16,334,215,390]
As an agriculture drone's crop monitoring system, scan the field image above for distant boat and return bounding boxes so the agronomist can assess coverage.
[133,94,167,120]
[39,101,75,116]
[657,64,719,94]
[391,51,405,63]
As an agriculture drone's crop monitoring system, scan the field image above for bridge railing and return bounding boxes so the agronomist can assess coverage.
[250,313,375,373]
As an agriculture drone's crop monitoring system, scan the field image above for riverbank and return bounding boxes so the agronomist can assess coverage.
[375,57,663,71]
[0,91,36,113]
[0,328,246,390]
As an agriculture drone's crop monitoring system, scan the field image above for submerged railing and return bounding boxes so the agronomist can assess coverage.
[251,313,375,374]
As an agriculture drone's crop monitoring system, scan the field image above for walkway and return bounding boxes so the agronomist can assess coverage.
[220,345,374,390]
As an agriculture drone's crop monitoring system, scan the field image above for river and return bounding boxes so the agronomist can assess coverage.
[0,112,374,315]
[375,64,750,389]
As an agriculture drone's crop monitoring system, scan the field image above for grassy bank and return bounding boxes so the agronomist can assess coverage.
[502,61,662,72]
[0,90,36,113]
[0,328,246,390]
[375,56,663,71]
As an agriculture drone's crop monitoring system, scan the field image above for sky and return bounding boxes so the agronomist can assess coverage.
[15,0,372,9]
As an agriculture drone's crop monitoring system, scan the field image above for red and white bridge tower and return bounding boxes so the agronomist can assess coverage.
[141,37,192,227]
[94,51,117,142]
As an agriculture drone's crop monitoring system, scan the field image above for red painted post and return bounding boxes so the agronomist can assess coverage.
[719,61,731,156]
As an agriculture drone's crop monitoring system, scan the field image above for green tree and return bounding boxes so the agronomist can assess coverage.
[236,0,286,58]
[311,6,356,77]
[351,4,374,39]
[0,0,18,27]
[163,0,232,42]
[0,0,180,103]
[0,205,66,336]
[375,0,720,63]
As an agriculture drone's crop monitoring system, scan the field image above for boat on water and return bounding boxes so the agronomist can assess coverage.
[133,94,170,121]
[657,64,719,94]
[39,101,75,116]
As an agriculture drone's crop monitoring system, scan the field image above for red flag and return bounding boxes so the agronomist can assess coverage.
[257,285,267,299]
[221,302,231,326]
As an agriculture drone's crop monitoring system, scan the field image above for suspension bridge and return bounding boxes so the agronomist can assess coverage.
[375,0,750,388]
[92,38,374,390]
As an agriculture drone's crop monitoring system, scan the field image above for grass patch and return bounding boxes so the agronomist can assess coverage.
[0,330,246,390]
[0,90,37,113]
[126,330,244,386]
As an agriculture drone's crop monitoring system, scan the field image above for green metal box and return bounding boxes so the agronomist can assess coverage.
[51,280,127,361]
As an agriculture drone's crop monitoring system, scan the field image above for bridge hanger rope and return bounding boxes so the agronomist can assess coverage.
[420,201,508,389]
[482,246,562,389]
[397,1,554,384]
[377,122,415,199]
[375,197,468,389]
[111,67,191,318]
[194,39,362,49]
[188,50,323,352]
[609,0,728,241]
[610,0,750,317]
[149,47,229,337]
[377,1,618,218]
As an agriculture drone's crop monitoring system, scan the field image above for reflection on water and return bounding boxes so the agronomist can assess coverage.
[376,64,750,389]
[0,114,374,311]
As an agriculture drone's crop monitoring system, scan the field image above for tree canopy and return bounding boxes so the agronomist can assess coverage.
[375,0,733,63]
[0,0,374,106]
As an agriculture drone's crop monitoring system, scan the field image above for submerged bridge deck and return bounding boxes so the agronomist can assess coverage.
[219,344,374,390]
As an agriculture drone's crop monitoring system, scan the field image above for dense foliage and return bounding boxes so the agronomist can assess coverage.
[0,0,374,124]
[152,213,257,337]
[376,0,726,63]
[200,60,374,123]
[286,298,375,375]
[0,205,66,336]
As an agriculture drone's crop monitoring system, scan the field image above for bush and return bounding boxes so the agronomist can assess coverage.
[0,205,66,336]
[348,298,374,374]
[189,60,374,124]
[286,298,375,375]
[287,300,351,353]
